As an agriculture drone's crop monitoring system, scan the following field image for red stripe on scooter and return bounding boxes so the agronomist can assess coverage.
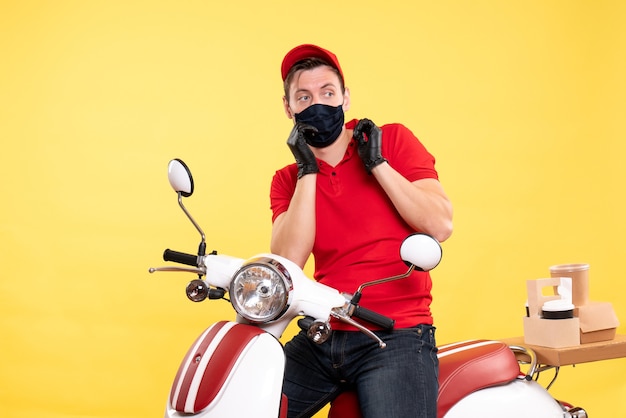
[193,324,266,412]
[170,321,229,411]
[437,339,489,355]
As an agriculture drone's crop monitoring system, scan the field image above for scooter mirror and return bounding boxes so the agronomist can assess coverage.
[400,233,442,272]
[168,159,194,197]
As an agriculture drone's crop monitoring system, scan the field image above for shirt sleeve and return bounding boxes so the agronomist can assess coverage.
[269,164,298,223]
[381,123,438,182]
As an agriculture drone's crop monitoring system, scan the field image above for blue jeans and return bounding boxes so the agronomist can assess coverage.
[282,324,439,418]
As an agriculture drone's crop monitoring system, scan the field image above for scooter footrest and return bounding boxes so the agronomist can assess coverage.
[437,339,520,418]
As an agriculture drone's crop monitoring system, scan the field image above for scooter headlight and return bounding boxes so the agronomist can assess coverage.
[230,257,292,323]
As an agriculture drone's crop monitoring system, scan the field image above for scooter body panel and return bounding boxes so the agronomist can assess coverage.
[165,321,285,417]
[444,379,565,418]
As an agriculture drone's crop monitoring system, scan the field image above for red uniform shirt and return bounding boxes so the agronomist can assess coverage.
[270,119,439,329]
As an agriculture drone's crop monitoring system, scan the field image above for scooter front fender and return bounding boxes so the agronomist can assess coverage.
[165,321,285,417]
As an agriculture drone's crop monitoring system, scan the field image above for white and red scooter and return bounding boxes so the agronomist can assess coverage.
[150,159,587,418]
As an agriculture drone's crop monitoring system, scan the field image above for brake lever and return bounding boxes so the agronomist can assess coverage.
[331,311,386,349]
[148,266,206,275]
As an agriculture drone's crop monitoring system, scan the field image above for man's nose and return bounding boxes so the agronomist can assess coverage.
[311,93,323,105]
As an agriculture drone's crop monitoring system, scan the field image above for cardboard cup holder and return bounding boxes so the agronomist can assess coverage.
[523,270,620,348]
[523,277,580,348]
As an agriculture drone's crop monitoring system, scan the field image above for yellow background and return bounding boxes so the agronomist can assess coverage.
[1,1,625,417]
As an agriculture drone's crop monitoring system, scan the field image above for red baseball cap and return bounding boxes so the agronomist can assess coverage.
[280,44,344,82]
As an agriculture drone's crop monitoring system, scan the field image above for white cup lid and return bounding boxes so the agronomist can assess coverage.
[542,299,575,312]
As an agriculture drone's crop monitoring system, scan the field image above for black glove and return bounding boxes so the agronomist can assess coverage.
[287,123,319,179]
[353,118,387,174]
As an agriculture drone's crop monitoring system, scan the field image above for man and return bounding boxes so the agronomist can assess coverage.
[270,44,453,418]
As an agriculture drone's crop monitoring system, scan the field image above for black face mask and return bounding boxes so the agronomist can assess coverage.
[294,104,344,148]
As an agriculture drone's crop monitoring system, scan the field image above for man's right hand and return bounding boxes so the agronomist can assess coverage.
[287,123,319,179]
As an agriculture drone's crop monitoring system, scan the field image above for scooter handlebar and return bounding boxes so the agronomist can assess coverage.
[163,249,198,267]
[353,305,395,330]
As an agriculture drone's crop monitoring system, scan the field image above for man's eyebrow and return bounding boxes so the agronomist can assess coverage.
[293,82,337,96]
[296,82,337,92]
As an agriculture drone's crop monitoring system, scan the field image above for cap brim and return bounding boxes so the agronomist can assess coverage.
[281,44,343,82]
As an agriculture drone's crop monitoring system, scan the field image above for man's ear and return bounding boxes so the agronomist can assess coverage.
[283,96,294,119]
[342,87,351,112]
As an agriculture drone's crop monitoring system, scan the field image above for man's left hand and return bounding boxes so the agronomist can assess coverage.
[353,118,387,174]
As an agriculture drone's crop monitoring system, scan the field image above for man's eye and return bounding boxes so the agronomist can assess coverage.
[297,95,310,102]
[323,91,334,98]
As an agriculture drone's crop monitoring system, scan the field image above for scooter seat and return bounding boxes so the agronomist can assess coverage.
[437,339,521,418]
[328,339,521,418]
